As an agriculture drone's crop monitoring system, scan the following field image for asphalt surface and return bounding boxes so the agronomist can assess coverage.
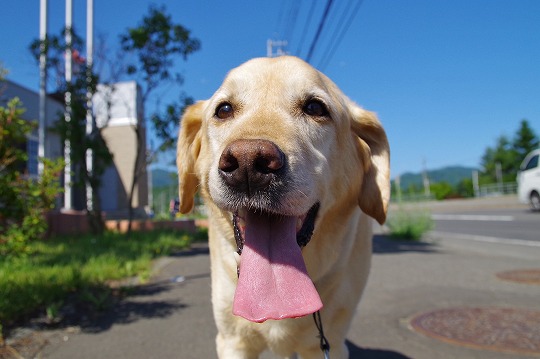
[8,196,540,359]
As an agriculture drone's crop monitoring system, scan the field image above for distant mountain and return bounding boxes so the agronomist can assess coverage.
[153,166,479,191]
[152,168,177,188]
[394,166,479,189]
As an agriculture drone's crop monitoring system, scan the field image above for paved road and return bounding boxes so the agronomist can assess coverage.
[432,208,539,243]
[8,195,540,359]
[392,195,539,244]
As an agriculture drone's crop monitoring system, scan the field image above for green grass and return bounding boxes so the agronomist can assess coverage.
[386,207,434,241]
[0,228,204,328]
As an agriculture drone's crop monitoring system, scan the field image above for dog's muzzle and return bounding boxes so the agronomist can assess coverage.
[218,138,285,196]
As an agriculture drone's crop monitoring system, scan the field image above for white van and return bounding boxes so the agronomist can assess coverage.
[517,149,540,211]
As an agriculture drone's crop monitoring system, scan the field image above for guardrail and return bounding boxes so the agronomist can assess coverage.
[391,182,518,203]
[478,182,518,197]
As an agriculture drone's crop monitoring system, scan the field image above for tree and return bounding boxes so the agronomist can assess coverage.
[430,182,454,200]
[29,27,113,233]
[513,119,539,163]
[480,119,539,184]
[480,135,516,183]
[118,5,200,233]
[456,178,474,198]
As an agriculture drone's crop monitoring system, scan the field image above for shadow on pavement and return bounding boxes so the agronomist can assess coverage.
[172,243,210,257]
[80,298,187,333]
[52,279,193,334]
[373,235,438,254]
[347,340,412,358]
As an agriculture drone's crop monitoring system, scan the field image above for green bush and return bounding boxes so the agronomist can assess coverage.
[0,98,64,256]
[386,207,434,241]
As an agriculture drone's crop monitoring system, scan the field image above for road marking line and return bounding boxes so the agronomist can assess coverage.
[431,214,514,221]
[431,231,540,247]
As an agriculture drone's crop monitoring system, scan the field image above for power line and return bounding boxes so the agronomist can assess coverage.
[306,0,335,63]
[317,0,353,65]
[295,0,319,57]
[319,0,364,71]
[283,0,301,48]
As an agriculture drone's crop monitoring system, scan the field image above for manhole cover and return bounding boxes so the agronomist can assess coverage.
[410,307,540,355]
[497,269,540,284]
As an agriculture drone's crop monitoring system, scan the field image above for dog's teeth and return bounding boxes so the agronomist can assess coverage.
[233,251,241,267]
[237,215,246,228]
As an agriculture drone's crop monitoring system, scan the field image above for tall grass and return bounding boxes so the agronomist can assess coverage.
[386,207,434,241]
[0,229,202,327]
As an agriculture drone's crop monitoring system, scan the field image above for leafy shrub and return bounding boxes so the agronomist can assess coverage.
[386,207,434,241]
[0,98,64,256]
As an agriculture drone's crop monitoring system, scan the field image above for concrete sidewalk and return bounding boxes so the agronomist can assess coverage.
[21,231,540,358]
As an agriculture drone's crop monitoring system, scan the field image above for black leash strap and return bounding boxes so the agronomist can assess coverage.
[313,310,330,359]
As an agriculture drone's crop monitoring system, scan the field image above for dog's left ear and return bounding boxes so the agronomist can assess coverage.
[350,104,390,224]
[176,101,205,214]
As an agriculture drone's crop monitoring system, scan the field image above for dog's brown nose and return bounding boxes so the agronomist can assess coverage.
[218,139,285,194]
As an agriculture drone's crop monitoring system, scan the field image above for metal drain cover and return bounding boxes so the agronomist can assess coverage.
[496,269,540,284]
[410,307,540,355]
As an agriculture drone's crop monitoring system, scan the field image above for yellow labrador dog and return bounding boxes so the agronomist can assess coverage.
[177,56,390,359]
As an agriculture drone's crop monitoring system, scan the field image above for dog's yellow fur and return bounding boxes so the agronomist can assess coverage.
[177,56,390,359]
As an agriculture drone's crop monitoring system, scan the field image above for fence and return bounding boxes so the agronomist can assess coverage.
[392,182,518,203]
[477,182,518,197]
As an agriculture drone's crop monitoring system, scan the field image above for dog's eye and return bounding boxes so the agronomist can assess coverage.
[303,100,329,117]
[215,103,234,120]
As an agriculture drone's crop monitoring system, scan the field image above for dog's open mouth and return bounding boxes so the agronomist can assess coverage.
[231,203,323,323]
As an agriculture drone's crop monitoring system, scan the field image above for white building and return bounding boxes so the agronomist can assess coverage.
[1,79,149,218]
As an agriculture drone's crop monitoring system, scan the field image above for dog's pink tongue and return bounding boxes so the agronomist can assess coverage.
[233,212,322,323]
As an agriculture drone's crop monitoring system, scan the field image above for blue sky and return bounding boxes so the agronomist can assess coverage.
[1,0,539,178]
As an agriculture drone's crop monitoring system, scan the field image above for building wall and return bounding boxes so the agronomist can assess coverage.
[101,125,148,213]
[2,79,150,219]
[1,80,63,175]
[94,81,149,218]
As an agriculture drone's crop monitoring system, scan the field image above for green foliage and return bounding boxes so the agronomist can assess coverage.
[118,5,201,232]
[0,62,6,76]
[29,27,85,91]
[430,182,454,200]
[391,166,478,201]
[0,99,64,256]
[456,178,474,198]
[387,207,434,241]
[120,5,200,153]
[119,4,201,96]
[0,98,34,170]
[0,229,198,326]
[480,119,539,183]
[513,119,539,161]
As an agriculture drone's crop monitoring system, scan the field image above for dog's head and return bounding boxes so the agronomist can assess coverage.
[177,56,390,322]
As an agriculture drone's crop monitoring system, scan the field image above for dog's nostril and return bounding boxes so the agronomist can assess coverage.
[219,151,239,173]
[254,150,284,174]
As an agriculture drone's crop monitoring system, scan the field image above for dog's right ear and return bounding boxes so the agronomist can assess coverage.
[176,101,205,213]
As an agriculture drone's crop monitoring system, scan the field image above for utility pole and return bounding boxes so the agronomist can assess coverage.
[63,0,73,210]
[422,158,431,198]
[38,0,48,176]
[496,162,503,194]
[472,170,480,197]
[395,176,402,203]
[85,0,94,212]
[267,39,288,57]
